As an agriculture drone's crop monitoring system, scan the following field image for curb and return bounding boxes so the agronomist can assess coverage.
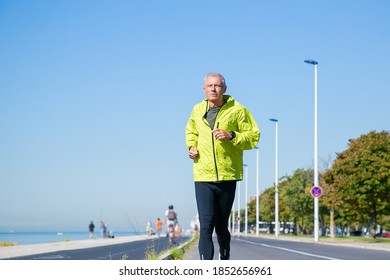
[159,236,197,260]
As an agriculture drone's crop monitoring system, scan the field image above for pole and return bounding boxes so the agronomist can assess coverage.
[232,209,235,235]
[304,59,319,242]
[237,181,241,235]
[270,119,279,238]
[256,150,259,237]
[275,121,279,238]
[244,164,248,235]
[313,63,319,242]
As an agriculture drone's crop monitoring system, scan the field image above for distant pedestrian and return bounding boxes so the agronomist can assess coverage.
[186,73,260,260]
[88,221,95,239]
[100,221,107,238]
[146,221,152,236]
[103,222,107,237]
[156,218,163,238]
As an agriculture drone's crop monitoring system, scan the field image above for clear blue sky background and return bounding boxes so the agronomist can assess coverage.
[1,0,389,233]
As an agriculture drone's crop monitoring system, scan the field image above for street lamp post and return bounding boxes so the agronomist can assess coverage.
[269,118,279,238]
[244,164,248,235]
[237,181,241,235]
[232,205,235,234]
[304,59,319,242]
[254,146,260,236]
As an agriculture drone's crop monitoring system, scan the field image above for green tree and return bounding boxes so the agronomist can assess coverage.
[321,173,343,237]
[323,130,390,237]
[260,187,275,232]
[279,169,314,235]
[247,193,258,226]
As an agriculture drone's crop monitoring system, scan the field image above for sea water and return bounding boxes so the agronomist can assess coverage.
[0,231,139,245]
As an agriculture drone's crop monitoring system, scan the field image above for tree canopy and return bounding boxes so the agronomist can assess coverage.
[323,130,390,234]
[241,130,389,237]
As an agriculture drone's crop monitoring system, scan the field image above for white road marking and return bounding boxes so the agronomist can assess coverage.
[234,238,341,260]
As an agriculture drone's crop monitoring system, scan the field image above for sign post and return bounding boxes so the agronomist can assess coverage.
[311,186,322,241]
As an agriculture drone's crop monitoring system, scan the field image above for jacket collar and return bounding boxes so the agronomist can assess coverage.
[203,95,233,110]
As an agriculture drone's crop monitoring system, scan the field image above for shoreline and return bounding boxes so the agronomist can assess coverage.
[0,234,154,259]
[0,231,141,246]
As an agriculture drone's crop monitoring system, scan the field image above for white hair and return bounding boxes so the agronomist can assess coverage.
[204,72,226,87]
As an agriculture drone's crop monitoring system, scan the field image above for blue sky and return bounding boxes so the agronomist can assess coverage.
[1,0,389,233]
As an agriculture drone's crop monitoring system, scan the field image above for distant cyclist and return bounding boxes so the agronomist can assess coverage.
[165,205,178,244]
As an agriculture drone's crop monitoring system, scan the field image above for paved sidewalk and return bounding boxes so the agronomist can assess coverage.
[0,235,154,259]
[184,240,201,260]
[184,239,218,260]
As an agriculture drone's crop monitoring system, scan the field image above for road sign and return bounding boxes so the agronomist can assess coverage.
[310,186,323,198]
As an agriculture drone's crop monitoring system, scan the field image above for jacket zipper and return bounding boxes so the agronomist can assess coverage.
[204,101,222,182]
[212,122,219,181]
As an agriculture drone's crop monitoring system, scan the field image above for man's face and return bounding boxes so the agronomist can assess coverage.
[203,76,226,105]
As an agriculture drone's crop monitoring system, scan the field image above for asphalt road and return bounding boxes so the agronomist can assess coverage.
[7,235,389,260]
[6,236,190,260]
[185,236,390,260]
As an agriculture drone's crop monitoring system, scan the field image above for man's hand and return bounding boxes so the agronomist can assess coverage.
[212,128,231,140]
[189,146,199,159]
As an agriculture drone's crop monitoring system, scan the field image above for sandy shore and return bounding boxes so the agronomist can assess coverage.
[0,234,154,259]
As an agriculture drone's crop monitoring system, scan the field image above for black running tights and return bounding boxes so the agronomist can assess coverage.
[195,181,236,260]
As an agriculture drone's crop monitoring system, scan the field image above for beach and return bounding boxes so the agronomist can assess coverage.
[0,234,153,259]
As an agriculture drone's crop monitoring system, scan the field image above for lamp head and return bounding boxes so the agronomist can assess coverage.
[269,118,278,122]
[304,59,318,65]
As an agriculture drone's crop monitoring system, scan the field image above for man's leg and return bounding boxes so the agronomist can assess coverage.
[195,182,216,260]
[214,181,236,260]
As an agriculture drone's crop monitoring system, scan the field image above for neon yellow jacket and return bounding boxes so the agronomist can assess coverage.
[186,95,260,182]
